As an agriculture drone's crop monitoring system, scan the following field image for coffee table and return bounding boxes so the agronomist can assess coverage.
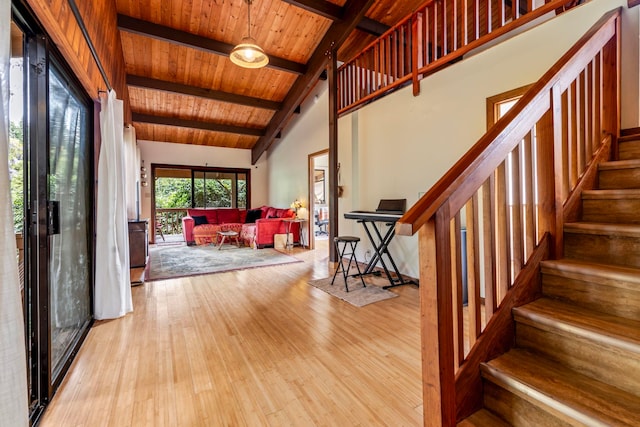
[217,230,240,250]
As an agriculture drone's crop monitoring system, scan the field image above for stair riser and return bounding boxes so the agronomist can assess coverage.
[564,232,640,269]
[598,168,640,189]
[619,141,640,161]
[582,199,640,224]
[515,323,640,398]
[483,381,574,426]
[542,273,640,321]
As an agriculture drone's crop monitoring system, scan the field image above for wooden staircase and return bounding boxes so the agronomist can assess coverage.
[460,134,640,426]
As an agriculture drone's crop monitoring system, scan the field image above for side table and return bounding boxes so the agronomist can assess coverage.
[283,218,305,249]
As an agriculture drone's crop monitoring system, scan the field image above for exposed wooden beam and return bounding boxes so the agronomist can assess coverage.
[358,17,391,37]
[282,0,342,20]
[132,113,264,137]
[281,0,389,37]
[127,75,282,110]
[251,0,377,164]
[117,14,307,75]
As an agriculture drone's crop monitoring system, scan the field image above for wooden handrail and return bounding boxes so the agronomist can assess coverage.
[398,8,621,425]
[396,8,620,237]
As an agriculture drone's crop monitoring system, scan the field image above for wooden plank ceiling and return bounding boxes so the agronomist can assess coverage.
[116,0,425,162]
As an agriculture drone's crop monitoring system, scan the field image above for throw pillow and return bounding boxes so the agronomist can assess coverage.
[245,209,262,224]
[192,215,208,226]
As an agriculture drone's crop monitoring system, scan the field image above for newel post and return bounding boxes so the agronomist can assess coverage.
[419,211,456,426]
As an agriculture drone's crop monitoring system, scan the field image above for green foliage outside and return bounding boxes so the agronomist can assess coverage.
[9,121,24,233]
[155,177,247,209]
[154,176,247,234]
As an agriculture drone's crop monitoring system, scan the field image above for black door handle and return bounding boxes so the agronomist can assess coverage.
[47,201,60,235]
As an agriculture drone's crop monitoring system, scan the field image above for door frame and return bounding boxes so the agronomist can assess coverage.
[13,3,95,421]
[308,149,329,250]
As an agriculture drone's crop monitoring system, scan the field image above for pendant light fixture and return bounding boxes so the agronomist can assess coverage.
[230,0,269,69]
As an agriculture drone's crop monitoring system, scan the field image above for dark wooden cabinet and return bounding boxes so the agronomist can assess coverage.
[128,220,148,268]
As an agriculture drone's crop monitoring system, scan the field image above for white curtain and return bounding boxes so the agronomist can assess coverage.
[0,1,29,424]
[94,90,132,320]
[124,125,138,220]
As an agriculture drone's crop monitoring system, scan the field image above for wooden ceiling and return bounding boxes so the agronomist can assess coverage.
[116,0,426,162]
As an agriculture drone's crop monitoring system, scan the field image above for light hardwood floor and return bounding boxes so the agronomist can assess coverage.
[40,242,423,426]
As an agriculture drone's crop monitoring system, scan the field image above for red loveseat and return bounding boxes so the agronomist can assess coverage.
[181,206,300,249]
[242,206,301,249]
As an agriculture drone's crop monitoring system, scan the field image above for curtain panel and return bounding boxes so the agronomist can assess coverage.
[0,2,29,424]
[94,90,132,320]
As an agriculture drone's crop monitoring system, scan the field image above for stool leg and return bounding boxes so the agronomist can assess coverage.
[351,241,366,288]
[343,241,365,292]
[331,241,346,286]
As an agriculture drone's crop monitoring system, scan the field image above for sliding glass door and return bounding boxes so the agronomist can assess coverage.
[47,62,92,382]
[11,4,94,421]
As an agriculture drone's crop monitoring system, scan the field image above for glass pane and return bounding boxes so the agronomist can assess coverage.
[205,171,233,207]
[193,171,205,207]
[185,169,247,208]
[237,173,247,209]
[48,65,92,380]
[154,168,192,237]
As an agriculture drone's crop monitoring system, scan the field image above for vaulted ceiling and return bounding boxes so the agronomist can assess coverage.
[115,0,426,163]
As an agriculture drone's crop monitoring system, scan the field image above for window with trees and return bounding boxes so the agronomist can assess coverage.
[152,165,250,239]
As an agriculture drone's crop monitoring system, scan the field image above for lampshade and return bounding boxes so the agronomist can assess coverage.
[231,0,269,69]
[230,37,269,68]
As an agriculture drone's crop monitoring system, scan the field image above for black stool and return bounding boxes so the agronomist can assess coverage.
[331,236,366,292]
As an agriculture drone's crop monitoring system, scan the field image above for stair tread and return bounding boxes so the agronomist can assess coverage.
[458,409,510,427]
[599,159,640,170]
[514,298,640,354]
[564,221,640,236]
[482,349,640,426]
[541,259,640,289]
[582,188,640,199]
[618,134,640,143]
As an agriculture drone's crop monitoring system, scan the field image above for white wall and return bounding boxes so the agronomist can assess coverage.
[267,0,639,278]
[267,86,331,209]
[137,140,268,220]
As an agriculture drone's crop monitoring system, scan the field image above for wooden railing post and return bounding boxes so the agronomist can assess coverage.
[412,14,420,96]
[419,220,442,426]
[601,17,620,156]
[533,87,560,258]
[419,215,455,427]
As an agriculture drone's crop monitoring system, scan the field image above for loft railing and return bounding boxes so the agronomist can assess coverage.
[337,0,575,115]
[395,9,620,425]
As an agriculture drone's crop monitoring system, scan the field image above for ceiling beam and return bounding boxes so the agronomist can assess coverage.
[117,14,307,75]
[358,17,391,37]
[132,113,265,137]
[127,75,282,110]
[251,0,377,164]
[281,0,389,36]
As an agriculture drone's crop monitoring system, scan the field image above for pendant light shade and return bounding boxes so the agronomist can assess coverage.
[231,0,269,69]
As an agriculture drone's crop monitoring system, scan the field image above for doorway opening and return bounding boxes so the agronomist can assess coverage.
[308,150,329,251]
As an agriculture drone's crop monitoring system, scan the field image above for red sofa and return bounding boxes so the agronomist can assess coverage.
[182,206,300,248]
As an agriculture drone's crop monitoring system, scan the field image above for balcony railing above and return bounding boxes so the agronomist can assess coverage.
[338,0,575,115]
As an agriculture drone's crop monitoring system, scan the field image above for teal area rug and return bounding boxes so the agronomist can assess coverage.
[148,244,301,281]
